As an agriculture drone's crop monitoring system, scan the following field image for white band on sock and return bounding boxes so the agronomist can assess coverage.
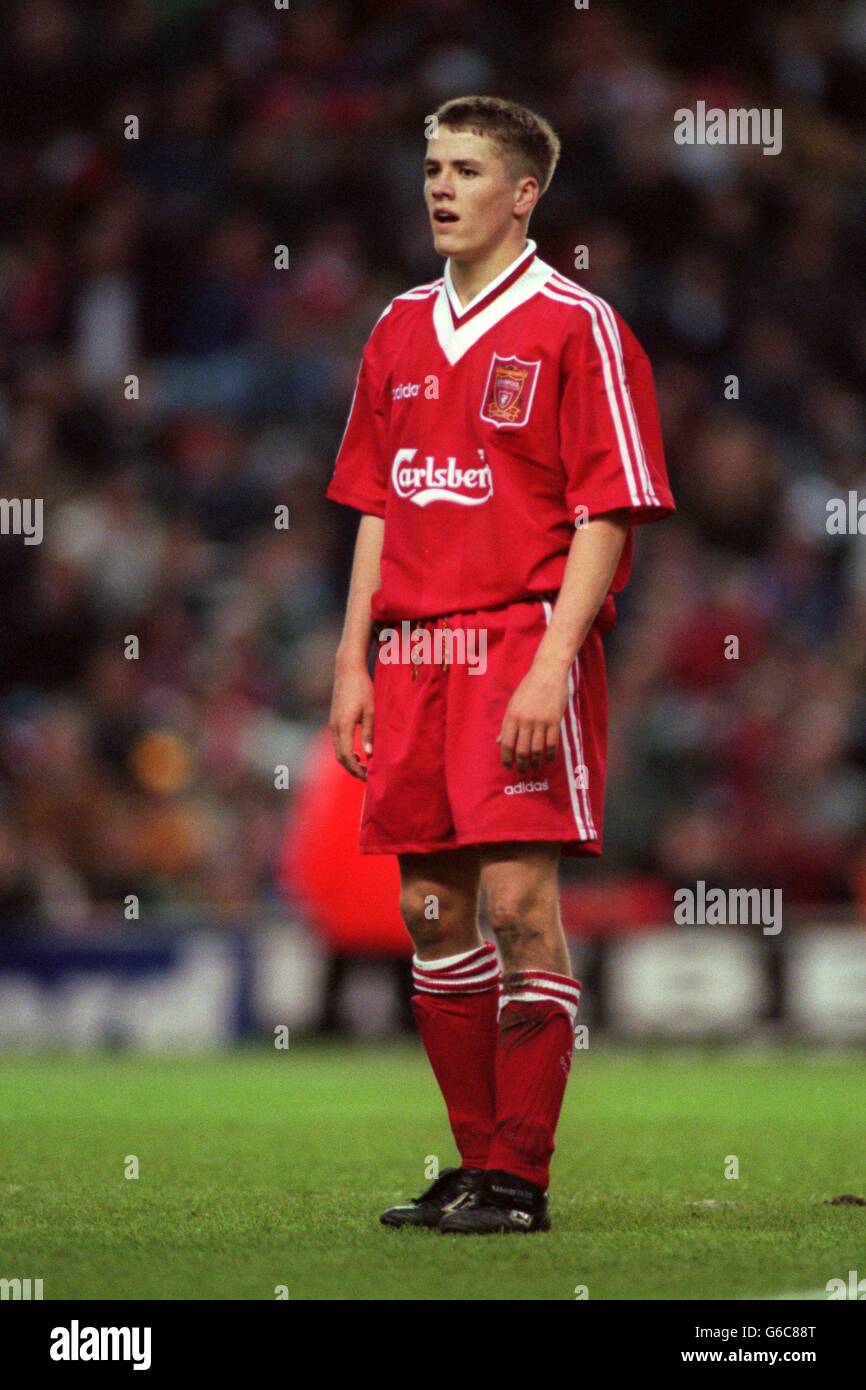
[412,941,502,996]
[498,969,581,1025]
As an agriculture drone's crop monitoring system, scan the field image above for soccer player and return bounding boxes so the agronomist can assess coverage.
[327,96,674,1234]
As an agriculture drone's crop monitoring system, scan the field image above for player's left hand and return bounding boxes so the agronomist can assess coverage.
[497,662,569,771]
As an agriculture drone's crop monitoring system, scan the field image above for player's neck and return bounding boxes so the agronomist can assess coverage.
[448,234,531,309]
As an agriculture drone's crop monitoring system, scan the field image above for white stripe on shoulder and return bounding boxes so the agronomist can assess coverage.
[551,273,625,352]
[394,279,443,301]
[550,269,590,294]
[540,286,583,306]
[373,279,442,326]
[549,274,656,487]
[546,275,657,505]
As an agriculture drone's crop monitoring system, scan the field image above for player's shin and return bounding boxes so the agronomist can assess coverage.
[486,970,581,1190]
[411,943,501,1170]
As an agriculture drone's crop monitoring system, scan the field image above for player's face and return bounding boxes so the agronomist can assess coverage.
[424,128,526,264]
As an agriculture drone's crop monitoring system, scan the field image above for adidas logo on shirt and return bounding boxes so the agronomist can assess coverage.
[504,780,549,795]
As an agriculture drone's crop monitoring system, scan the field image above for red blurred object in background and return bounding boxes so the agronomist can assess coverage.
[560,877,672,934]
[278,727,407,953]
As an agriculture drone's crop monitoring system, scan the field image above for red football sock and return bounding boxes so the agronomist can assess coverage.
[486,969,581,1190]
[411,942,501,1170]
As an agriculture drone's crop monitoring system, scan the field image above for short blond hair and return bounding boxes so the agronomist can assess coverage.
[433,95,561,194]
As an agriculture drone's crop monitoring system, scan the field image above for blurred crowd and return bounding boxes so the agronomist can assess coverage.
[1,0,865,927]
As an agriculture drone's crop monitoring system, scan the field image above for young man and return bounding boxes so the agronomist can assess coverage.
[327,96,674,1234]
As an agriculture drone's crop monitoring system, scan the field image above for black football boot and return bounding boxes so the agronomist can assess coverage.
[439,1168,551,1234]
[379,1166,485,1229]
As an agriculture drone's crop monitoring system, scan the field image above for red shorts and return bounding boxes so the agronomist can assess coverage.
[359,596,610,859]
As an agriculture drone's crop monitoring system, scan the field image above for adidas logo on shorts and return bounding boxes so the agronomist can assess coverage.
[503,780,549,795]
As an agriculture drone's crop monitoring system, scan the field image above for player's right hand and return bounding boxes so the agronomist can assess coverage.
[329,665,375,780]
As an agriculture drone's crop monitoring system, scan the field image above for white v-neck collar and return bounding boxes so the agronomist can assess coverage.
[434,242,549,366]
[443,238,537,320]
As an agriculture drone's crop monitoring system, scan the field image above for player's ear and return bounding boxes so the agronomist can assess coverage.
[513,174,539,219]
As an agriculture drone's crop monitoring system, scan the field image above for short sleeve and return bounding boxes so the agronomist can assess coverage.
[326,340,388,518]
[560,307,675,526]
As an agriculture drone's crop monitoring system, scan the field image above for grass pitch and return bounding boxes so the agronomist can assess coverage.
[1,1042,864,1300]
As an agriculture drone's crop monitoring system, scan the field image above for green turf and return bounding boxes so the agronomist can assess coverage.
[1,1042,864,1300]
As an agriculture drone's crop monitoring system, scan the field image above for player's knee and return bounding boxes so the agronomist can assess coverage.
[486,893,545,964]
[485,886,538,935]
[399,888,463,952]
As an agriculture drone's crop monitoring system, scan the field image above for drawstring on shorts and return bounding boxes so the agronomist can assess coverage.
[408,615,451,679]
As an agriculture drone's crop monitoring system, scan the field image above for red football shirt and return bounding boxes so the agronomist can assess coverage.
[327,239,675,624]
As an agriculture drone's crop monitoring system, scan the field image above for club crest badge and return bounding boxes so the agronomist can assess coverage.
[481,354,541,428]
